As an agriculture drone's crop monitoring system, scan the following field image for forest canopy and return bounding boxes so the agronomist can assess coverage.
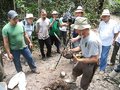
[0,0,120,44]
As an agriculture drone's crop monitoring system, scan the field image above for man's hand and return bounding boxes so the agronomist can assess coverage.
[29,42,33,49]
[8,53,13,61]
[73,54,83,62]
[70,38,76,43]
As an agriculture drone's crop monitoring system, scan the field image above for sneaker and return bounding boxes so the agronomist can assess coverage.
[31,69,40,74]
[46,55,52,58]
[64,75,76,83]
[24,62,28,66]
[109,70,117,78]
[57,49,60,53]
[108,63,115,66]
[99,71,105,75]
[41,57,46,61]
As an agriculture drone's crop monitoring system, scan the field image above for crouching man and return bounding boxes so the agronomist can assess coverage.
[65,17,102,90]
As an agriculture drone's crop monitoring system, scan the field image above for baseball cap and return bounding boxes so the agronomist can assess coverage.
[74,17,91,30]
[8,10,18,19]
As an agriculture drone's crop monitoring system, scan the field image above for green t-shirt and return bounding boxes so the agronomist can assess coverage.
[2,22,26,50]
[49,18,62,36]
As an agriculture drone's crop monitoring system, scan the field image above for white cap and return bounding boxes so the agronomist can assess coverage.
[52,11,58,14]
[101,9,110,16]
[25,13,34,18]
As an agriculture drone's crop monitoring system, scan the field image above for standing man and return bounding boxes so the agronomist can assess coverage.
[65,17,102,90]
[98,9,118,73]
[59,13,68,45]
[2,10,39,73]
[36,9,51,60]
[71,6,84,48]
[49,11,62,53]
[21,13,35,52]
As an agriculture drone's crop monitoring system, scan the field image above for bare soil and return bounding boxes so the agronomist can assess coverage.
[2,45,120,90]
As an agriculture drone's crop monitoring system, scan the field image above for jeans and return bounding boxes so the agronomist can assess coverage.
[99,45,111,71]
[11,47,36,72]
[110,41,120,64]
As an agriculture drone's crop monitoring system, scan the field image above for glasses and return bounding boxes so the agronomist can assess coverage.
[52,14,58,15]
[102,15,109,18]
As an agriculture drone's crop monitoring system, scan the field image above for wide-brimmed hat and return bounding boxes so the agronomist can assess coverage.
[77,6,83,10]
[75,9,83,13]
[25,13,34,18]
[75,6,83,13]
[52,11,58,14]
[74,17,91,30]
[101,9,110,16]
[8,10,18,19]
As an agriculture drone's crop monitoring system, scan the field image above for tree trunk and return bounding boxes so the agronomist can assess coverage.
[38,0,42,18]
[97,0,104,14]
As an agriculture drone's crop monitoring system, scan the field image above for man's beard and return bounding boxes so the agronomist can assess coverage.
[42,17,46,20]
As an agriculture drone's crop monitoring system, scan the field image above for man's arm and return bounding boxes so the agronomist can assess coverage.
[114,32,119,41]
[24,32,33,48]
[49,19,55,27]
[70,35,81,43]
[3,37,13,60]
[36,23,40,34]
[73,55,99,63]
[70,46,80,52]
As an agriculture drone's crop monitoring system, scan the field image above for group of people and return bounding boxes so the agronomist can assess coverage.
[1,5,120,90]
[65,7,120,90]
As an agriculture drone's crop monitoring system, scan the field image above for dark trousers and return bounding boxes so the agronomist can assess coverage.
[115,64,120,72]
[110,41,120,64]
[60,31,67,45]
[38,37,51,57]
[0,58,4,81]
[72,62,97,90]
[50,35,60,52]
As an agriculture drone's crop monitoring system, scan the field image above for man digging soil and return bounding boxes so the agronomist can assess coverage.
[64,17,102,90]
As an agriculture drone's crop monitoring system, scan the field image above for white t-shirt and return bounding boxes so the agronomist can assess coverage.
[98,19,118,46]
[36,18,50,40]
[59,17,67,32]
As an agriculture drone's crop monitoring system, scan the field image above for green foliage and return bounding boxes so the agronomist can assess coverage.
[108,0,120,15]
